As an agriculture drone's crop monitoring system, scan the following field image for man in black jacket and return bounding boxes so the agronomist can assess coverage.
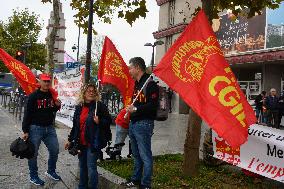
[22,74,61,186]
[265,88,280,128]
[254,91,266,123]
[123,57,159,189]
[279,91,284,127]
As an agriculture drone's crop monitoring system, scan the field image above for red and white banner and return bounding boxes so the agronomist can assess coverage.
[53,66,85,127]
[213,124,284,183]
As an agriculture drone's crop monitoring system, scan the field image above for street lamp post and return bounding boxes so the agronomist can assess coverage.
[72,27,81,62]
[144,40,164,71]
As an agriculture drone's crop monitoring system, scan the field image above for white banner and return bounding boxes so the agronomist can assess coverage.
[213,124,284,183]
[53,66,85,127]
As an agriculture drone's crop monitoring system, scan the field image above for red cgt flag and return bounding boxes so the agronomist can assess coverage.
[153,10,256,147]
[0,48,38,95]
[98,36,134,106]
[0,48,58,99]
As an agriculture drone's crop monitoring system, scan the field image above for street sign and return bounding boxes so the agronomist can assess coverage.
[66,62,80,69]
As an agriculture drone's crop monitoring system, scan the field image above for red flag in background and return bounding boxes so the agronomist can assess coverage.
[0,48,38,95]
[98,36,134,106]
[153,10,256,147]
[0,48,58,99]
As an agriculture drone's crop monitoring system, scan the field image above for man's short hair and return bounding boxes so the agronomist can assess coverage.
[261,91,266,95]
[129,57,146,72]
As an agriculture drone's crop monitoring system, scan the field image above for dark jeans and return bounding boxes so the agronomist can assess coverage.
[129,120,154,187]
[255,108,267,123]
[78,147,98,189]
[267,110,280,128]
[28,125,59,178]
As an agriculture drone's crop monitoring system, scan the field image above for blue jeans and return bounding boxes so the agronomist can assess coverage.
[129,120,154,187]
[115,125,128,145]
[28,125,59,178]
[78,147,98,189]
[255,108,267,123]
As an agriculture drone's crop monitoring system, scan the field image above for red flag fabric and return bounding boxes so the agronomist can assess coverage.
[0,48,58,99]
[98,36,134,106]
[153,10,256,147]
[0,48,38,94]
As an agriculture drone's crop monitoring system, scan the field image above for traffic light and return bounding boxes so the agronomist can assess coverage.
[15,51,24,62]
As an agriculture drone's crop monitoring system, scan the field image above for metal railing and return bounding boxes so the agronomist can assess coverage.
[0,90,26,120]
[101,92,123,115]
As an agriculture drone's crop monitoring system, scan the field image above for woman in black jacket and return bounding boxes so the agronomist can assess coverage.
[65,83,111,189]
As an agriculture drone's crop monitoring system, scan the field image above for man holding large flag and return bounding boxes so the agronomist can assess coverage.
[153,10,256,148]
[124,57,159,189]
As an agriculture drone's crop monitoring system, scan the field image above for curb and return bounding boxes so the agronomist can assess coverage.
[98,166,137,189]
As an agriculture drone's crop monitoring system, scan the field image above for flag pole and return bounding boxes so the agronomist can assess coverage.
[95,79,101,117]
[124,73,154,119]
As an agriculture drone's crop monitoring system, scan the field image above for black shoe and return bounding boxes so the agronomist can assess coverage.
[121,179,140,187]
[139,185,151,189]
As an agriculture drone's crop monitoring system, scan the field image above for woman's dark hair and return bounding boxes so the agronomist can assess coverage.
[129,57,146,72]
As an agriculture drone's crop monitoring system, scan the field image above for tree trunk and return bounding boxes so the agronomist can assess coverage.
[183,109,202,176]
[182,0,213,177]
[85,0,94,84]
[46,0,60,77]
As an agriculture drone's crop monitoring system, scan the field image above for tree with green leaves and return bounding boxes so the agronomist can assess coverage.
[41,0,148,79]
[0,8,46,72]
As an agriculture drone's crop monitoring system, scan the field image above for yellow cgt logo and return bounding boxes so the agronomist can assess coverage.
[172,36,223,83]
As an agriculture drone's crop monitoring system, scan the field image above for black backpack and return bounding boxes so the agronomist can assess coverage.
[10,137,35,159]
[143,77,169,121]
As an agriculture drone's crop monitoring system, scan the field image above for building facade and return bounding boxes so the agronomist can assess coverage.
[153,0,284,114]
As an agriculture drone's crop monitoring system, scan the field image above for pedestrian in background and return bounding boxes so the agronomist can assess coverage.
[254,91,266,124]
[265,88,280,128]
[278,90,284,127]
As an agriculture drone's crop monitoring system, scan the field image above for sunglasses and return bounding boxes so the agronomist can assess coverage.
[42,80,51,83]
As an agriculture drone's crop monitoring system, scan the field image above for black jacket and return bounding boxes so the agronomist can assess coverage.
[130,73,159,123]
[265,95,279,111]
[22,89,60,133]
[254,94,264,110]
[68,101,112,151]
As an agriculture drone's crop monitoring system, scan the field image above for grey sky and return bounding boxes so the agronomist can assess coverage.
[0,0,159,66]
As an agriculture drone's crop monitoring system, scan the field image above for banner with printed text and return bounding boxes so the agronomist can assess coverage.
[53,66,85,127]
[213,124,284,183]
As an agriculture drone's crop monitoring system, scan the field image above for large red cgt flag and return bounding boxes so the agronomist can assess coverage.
[0,48,38,94]
[98,36,134,106]
[153,10,256,147]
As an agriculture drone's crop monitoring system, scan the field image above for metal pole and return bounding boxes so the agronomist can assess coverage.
[77,27,81,62]
[151,45,155,71]
[85,0,94,84]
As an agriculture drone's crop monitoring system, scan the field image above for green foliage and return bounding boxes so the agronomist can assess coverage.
[98,154,282,189]
[42,0,148,34]
[79,35,104,77]
[70,0,148,34]
[0,8,46,72]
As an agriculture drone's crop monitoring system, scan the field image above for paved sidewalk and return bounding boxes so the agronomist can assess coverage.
[0,106,194,189]
[0,106,80,189]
